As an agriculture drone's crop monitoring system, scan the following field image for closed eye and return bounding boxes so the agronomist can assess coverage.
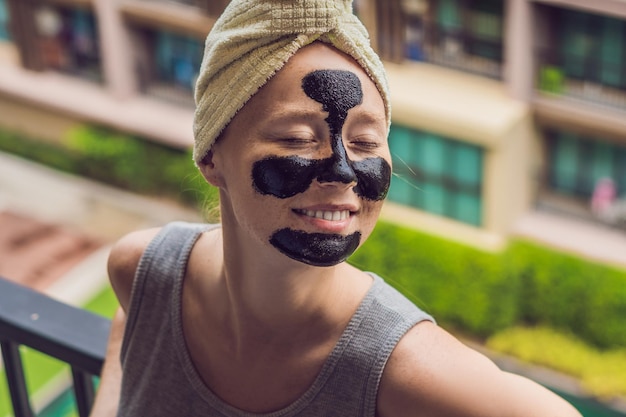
[349,136,383,153]
[282,137,313,143]
[278,137,317,148]
[351,140,379,149]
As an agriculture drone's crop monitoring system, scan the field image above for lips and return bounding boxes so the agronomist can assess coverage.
[293,208,355,222]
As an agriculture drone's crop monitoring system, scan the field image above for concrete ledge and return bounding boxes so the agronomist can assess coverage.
[0,64,194,149]
[385,61,529,149]
[0,152,201,242]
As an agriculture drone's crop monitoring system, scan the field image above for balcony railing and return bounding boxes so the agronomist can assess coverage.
[536,49,626,111]
[0,277,110,417]
[417,22,503,79]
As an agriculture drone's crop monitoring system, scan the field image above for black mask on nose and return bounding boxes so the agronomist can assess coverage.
[252,69,391,201]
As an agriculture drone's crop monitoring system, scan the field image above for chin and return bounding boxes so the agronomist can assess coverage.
[270,228,362,267]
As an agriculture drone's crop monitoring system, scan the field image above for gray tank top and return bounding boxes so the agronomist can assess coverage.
[118,222,434,417]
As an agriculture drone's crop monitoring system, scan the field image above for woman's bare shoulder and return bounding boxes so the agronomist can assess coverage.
[377,321,582,417]
[107,228,162,312]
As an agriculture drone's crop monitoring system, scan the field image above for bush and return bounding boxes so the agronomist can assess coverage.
[0,125,218,212]
[350,221,626,349]
[504,240,626,349]
[350,222,519,337]
[0,128,77,172]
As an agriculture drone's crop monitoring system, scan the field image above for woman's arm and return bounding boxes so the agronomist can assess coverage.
[377,321,582,417]
[89,308,125,417]
[88,228,161,417]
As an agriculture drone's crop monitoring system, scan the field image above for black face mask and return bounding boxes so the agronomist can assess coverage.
[251,69,390,266]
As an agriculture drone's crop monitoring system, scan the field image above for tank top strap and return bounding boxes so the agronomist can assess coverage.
[317,274,434,416]
[120,221,217,362]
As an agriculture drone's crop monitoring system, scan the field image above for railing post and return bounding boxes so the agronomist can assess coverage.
[0,340,34,417]
[71,367,96,417]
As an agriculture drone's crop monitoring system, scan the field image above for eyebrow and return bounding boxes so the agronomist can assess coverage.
[347,110,386,126]
[268,107,385,125]
[267,108,327,123]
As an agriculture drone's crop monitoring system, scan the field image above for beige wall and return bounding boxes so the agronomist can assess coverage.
[0,93,80,144]
[482,110,535,236]
[383,60,535,248]
[531,0,626,20]
[0,42,19,67]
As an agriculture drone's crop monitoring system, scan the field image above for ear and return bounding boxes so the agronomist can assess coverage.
[198,149,225,188]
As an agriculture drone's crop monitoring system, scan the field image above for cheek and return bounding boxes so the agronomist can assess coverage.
[252,156,317,198]
[353,157,391,201]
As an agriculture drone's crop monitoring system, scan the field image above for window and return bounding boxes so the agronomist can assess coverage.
[155,31,202,91]
[137,29,204,106]
[387,125,484,226]
[35,6,102,81]
[467,0,502,60]
[167,0,196,5]
[537,7,626,109]
[140,0,227,15]
[0,0,10,41]
[405,0,504,78]
[437,0,462,30]
[559,10,626,89]
[548,130,626,198]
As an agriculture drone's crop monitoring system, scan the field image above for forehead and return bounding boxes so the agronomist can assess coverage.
[242,42,385,117]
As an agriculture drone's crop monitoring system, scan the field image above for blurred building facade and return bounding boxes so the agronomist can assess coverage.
[357,0,626,252]
[0,0,625,256]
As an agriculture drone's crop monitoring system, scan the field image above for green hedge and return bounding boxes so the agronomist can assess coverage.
[0,126,218,212]
[350,221,626,349]
[505,240,626,351]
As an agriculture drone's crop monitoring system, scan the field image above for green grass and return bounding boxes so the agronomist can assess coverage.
[83,285,119,318]
[0,284,117,417]
[487,326,626,400]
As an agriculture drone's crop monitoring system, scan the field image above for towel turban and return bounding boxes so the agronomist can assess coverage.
[192,0,390,165]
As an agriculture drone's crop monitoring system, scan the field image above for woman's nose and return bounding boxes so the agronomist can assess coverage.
[316,137,357,185]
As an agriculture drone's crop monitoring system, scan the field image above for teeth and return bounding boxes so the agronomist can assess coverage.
[301,209,350,221]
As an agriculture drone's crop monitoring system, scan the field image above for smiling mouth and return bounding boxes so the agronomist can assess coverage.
[293,209,351,221]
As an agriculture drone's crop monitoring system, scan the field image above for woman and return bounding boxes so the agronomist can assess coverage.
[90,1,582,416]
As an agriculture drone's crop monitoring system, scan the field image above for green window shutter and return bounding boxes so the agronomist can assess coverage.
[616,149,626,197]
[0,0,9,41]
[469,0,503,39]
[599,17,624,88]
[389,125,418,206]
[389,125,415,167]
[422,183,447,215]
[156,32,174,79]
[589,141,615,191]
[437,0,461,30]
[552,132,579,193]
[561,10,590,79]
[454,193,482,226]
[549,129,626,199]
[420,133,446,177]
[450,142,483,225]
[389,175,415,206]
[451,142,482,186]
[419,134,447,214]
[388,124,484,226]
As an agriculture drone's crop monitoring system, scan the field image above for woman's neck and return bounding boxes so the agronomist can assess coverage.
[215,227,368,350]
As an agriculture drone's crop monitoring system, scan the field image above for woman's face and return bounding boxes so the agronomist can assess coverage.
[205,42,390,267]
